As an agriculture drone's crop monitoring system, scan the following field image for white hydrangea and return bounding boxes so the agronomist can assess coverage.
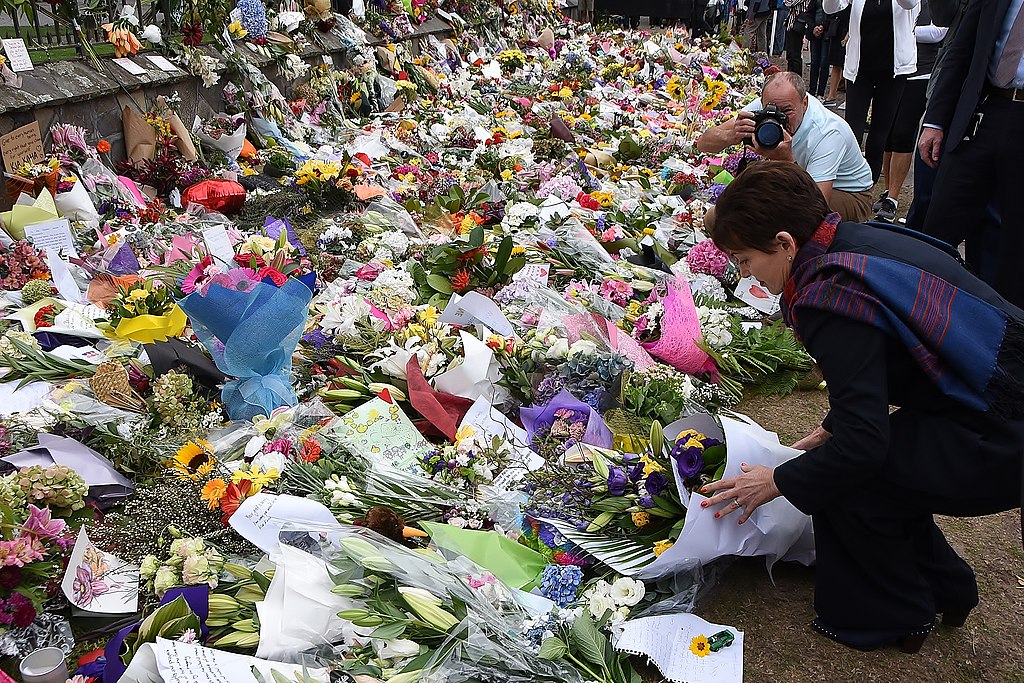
[376,230,410,259]
[690,273,727,302]
[372,267,416,300]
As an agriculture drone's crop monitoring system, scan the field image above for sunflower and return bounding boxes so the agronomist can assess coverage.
[665,75,685,102]
[168,440,215,480]
[690,634,711,658]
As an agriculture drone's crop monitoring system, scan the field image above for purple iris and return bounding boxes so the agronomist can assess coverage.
[607,466,629,496]
[637,495,655,509]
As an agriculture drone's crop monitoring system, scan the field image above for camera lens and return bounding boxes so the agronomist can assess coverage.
[754,120,784,149]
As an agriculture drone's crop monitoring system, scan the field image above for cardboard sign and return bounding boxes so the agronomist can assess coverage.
[1,39,33,72]
[0,121,44,173]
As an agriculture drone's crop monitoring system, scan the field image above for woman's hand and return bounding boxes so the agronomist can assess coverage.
[700,464,781,524]
[791,425,832,451]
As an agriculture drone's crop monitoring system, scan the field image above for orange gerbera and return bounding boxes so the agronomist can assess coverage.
[298,438,322,463]
[201,478,227,511]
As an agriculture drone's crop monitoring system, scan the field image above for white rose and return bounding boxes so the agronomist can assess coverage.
[588,594,616,618]
[252,449,286,473]
[610,577,645,607]
[567,339,598,357]
[546,338,569,359]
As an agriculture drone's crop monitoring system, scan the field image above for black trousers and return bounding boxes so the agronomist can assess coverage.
[844,72,906,183]
[811,408,1022,648]
[923,96,1024,309]
[785,29,804,74]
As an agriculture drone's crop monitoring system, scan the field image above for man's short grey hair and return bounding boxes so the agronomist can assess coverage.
[762,71,807,101]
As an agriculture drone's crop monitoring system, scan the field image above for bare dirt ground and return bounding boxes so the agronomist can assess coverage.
[684,389,1024,683]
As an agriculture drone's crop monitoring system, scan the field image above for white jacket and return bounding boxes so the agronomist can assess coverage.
[823,0,921,81]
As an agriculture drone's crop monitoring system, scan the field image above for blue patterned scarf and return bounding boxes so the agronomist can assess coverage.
[783,214,1024,419]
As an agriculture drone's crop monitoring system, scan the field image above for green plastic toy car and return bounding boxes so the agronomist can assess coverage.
[707,629,735,652]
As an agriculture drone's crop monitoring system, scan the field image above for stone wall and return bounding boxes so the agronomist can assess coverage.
[0,16,465,209]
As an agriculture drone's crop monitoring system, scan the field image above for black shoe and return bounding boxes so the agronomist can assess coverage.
[811,618,933,653]
[875,197,898,222]
[940,607,972,628]
[871,190,888,213]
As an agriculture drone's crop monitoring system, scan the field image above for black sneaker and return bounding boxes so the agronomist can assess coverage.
[871,190,889,213]
[875,197,898,222]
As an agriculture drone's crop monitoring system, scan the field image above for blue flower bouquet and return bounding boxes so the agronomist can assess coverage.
[178,275,312,421]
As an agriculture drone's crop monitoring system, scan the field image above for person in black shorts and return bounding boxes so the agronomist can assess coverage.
[876,0,946,221]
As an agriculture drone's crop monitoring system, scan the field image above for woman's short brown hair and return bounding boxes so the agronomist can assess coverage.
[710,161,830,253]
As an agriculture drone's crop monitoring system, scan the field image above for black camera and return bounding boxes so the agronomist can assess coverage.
[747,104,788,149]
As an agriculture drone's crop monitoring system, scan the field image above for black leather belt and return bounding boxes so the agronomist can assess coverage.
[986,84,1024,102]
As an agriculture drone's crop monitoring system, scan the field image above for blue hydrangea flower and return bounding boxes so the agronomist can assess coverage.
[539,564,584,607]
[237,0,269,39]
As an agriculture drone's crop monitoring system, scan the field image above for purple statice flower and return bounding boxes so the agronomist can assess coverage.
[302,327,331,350]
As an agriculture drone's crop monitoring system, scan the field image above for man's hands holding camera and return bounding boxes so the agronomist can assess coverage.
[728,111,757,146]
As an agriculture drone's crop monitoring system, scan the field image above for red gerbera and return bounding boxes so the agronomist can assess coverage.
[33,305,56,329]
[219,479,253,525]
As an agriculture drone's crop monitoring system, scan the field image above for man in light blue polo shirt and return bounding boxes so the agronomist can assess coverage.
[696,72,874,221]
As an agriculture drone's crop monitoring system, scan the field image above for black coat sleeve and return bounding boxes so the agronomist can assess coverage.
[773,314,892,515]
[922,0,984,128]
[928,0,958,26]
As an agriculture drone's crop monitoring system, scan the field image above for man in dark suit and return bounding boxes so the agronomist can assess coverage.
[919,0,1024,307]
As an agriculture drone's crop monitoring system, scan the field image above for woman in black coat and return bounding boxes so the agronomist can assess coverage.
[703,161,1024,653]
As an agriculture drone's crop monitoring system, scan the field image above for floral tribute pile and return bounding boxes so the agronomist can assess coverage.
[0,1,815,681]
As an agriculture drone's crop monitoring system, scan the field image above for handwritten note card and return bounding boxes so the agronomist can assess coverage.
[0,121,44,172]
[614,613,743,683]
[1,39,33,72]
[201,225,235,266]
[229,493,340,554]
[25,217,78,258]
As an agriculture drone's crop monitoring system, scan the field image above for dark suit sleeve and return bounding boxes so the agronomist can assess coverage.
[773,314,891,515]
[928,0,958,25]
[922,0,985,129]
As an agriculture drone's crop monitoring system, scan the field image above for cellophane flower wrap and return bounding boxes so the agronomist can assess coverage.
[641,277,719,379]
[179,277,312,421]
[520,389,613,457]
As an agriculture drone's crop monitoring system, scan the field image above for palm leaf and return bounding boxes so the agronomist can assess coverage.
[541,518,658,575]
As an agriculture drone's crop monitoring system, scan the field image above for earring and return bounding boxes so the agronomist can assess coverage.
[787,255,792,261]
